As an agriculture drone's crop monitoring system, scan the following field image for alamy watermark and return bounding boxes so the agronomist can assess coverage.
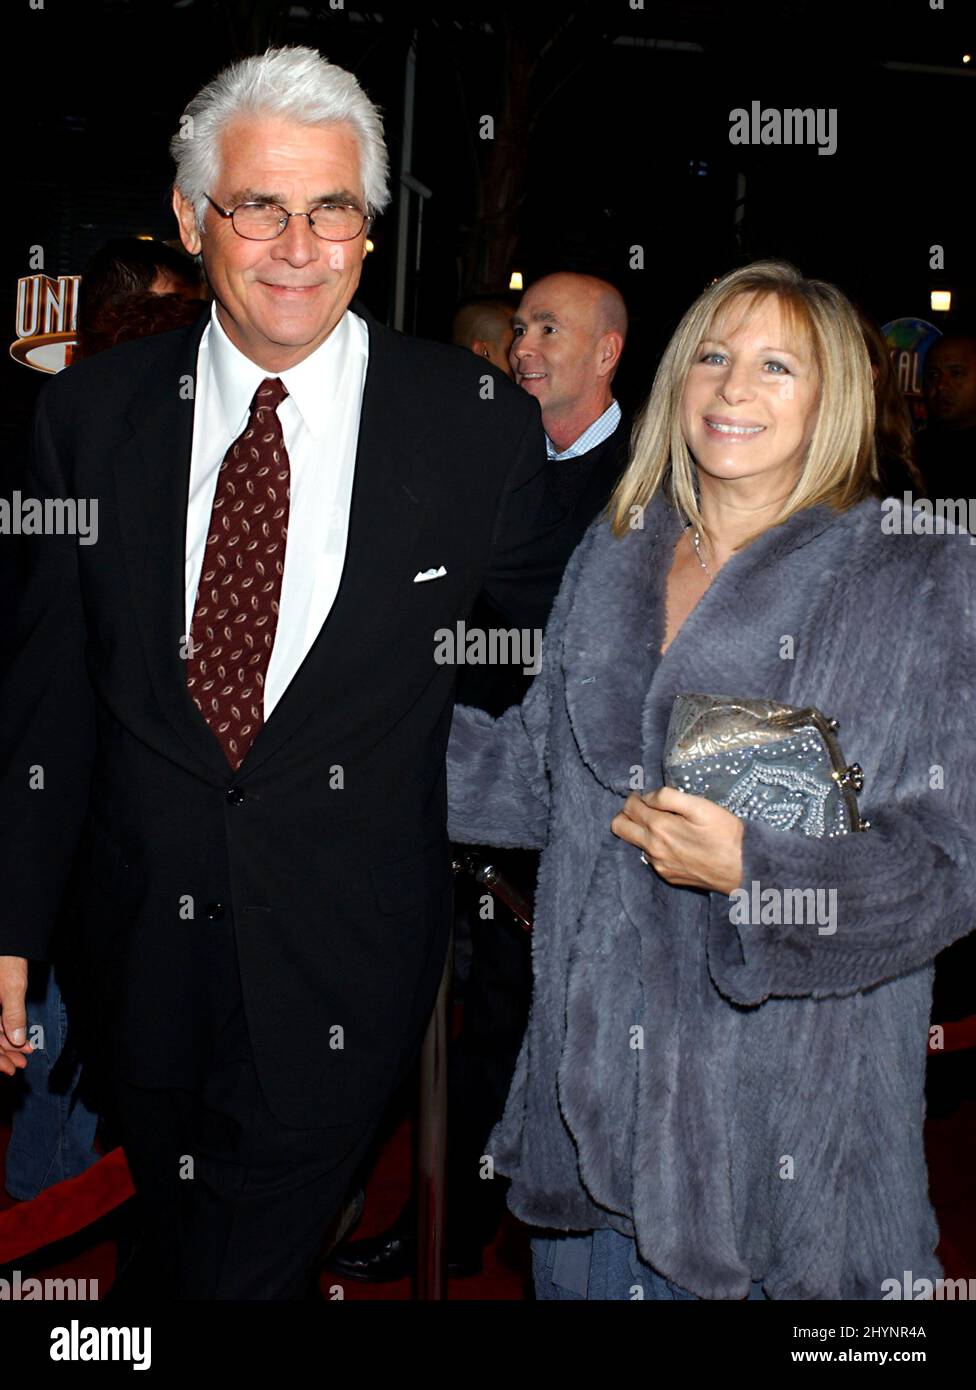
[0,492,98,545]
[729,102,837,156]
[1,1269,98,1299]
[730,881,837,936]
[881,492,976,543]
[434,622,541,676]
[882,1270,975,1300]
[50,1320,150,1369]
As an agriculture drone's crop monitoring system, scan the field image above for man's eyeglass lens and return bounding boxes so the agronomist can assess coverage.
[231,203,366,241]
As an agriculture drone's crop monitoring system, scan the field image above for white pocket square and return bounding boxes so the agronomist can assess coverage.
[413,565,447,583]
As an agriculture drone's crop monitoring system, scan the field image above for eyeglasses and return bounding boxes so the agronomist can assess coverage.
[205,194,371,242]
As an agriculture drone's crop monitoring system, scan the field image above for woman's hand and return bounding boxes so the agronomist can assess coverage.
[611,786,744,896]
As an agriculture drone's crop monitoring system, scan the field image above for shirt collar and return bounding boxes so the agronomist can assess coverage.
[545,398,621,460]
[207,302,362,441]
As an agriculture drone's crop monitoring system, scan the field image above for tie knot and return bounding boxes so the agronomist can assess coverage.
[252,377,288,415]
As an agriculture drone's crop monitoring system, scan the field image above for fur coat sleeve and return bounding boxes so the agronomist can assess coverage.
[446,527,595,849]
[707,521,976,1003]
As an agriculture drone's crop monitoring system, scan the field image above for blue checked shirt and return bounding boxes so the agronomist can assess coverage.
[545,399,621,460]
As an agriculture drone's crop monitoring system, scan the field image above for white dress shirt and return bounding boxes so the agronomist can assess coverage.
[185,303,369,716]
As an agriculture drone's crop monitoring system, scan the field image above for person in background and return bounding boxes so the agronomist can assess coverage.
[329,272,630,1282]
[2,947,100,1203]
[75,237,206,359]
[917,330,976,500]
[915,332,976,1115]
[468,270,630,715]
[857,310,924,498]
[513,272,628,530]
[4,239,205,1207]
[451,297,515,381]
[859,324,975,1116]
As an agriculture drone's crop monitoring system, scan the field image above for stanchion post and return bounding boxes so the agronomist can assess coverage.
[415,926,453,1301]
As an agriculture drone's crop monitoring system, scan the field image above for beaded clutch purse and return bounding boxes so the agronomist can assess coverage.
[662,694,869,838]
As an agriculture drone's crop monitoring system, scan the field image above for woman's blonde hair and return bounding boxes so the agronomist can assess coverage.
[609,260,880,542]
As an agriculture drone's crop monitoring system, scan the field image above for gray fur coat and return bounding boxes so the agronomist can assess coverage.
[447,491,976,1299]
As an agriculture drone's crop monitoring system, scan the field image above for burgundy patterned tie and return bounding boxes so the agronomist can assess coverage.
[186,377,291,770]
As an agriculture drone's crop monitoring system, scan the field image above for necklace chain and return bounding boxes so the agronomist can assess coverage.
[690,527,712,576]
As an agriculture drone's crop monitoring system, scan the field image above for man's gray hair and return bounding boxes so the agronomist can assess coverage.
[170,45,391,231]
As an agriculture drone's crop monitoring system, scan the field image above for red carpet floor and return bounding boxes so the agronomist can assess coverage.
[2,1076,974,1301]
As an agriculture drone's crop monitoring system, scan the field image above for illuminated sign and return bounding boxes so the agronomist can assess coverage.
[10,274,81,373]
[882,317,942,427]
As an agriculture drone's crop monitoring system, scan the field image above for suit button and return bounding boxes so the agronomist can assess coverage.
[206,902,225,920]
[226,787,245,805]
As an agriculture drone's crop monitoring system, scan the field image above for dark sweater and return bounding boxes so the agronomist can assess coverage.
[456,420,630,716]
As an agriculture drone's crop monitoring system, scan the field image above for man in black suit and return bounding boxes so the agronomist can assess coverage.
[0,45,560,1300]
[331,271,630,1281]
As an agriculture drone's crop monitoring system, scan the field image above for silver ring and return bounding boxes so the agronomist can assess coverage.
[640,851,650,867]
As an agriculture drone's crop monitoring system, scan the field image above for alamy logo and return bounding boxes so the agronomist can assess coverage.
[433,622,541,676]
[50,1320,151,1370]
[729,881,837,936]
[1,1270,98,1300]
[880,492,976,542]
[729,102,837,156]
[0,491,98,545]
[882,1270,975,1300]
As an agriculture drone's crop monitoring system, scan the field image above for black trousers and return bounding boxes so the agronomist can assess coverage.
[110,914,382,1300]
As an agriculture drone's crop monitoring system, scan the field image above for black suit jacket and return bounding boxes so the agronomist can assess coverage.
[0,302,562,1127]
[456,415,631,716]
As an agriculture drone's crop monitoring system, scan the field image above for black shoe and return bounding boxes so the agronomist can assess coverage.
[325,1222,414,1283]
[326,1220,483,1282]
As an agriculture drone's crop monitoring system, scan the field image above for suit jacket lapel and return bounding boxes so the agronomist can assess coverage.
[238,303,436,776]
[112,312,231,779]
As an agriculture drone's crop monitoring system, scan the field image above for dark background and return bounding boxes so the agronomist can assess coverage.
[6,0,974,441]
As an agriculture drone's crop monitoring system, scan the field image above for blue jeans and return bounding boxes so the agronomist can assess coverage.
[531,1227,768,1300]
[4,963,100,1201]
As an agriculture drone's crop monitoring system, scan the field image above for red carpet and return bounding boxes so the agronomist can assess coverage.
[2,1072,974,1300]
[0,1111,122,1299]
[0,1145,132,1266]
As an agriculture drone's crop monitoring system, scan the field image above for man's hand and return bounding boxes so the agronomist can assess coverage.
[0,956,33,1077]
[611,786,744,896]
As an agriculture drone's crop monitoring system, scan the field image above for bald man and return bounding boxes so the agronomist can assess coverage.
[511,272,629,546]
[513,273,626,438]
[452,298,515,380]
